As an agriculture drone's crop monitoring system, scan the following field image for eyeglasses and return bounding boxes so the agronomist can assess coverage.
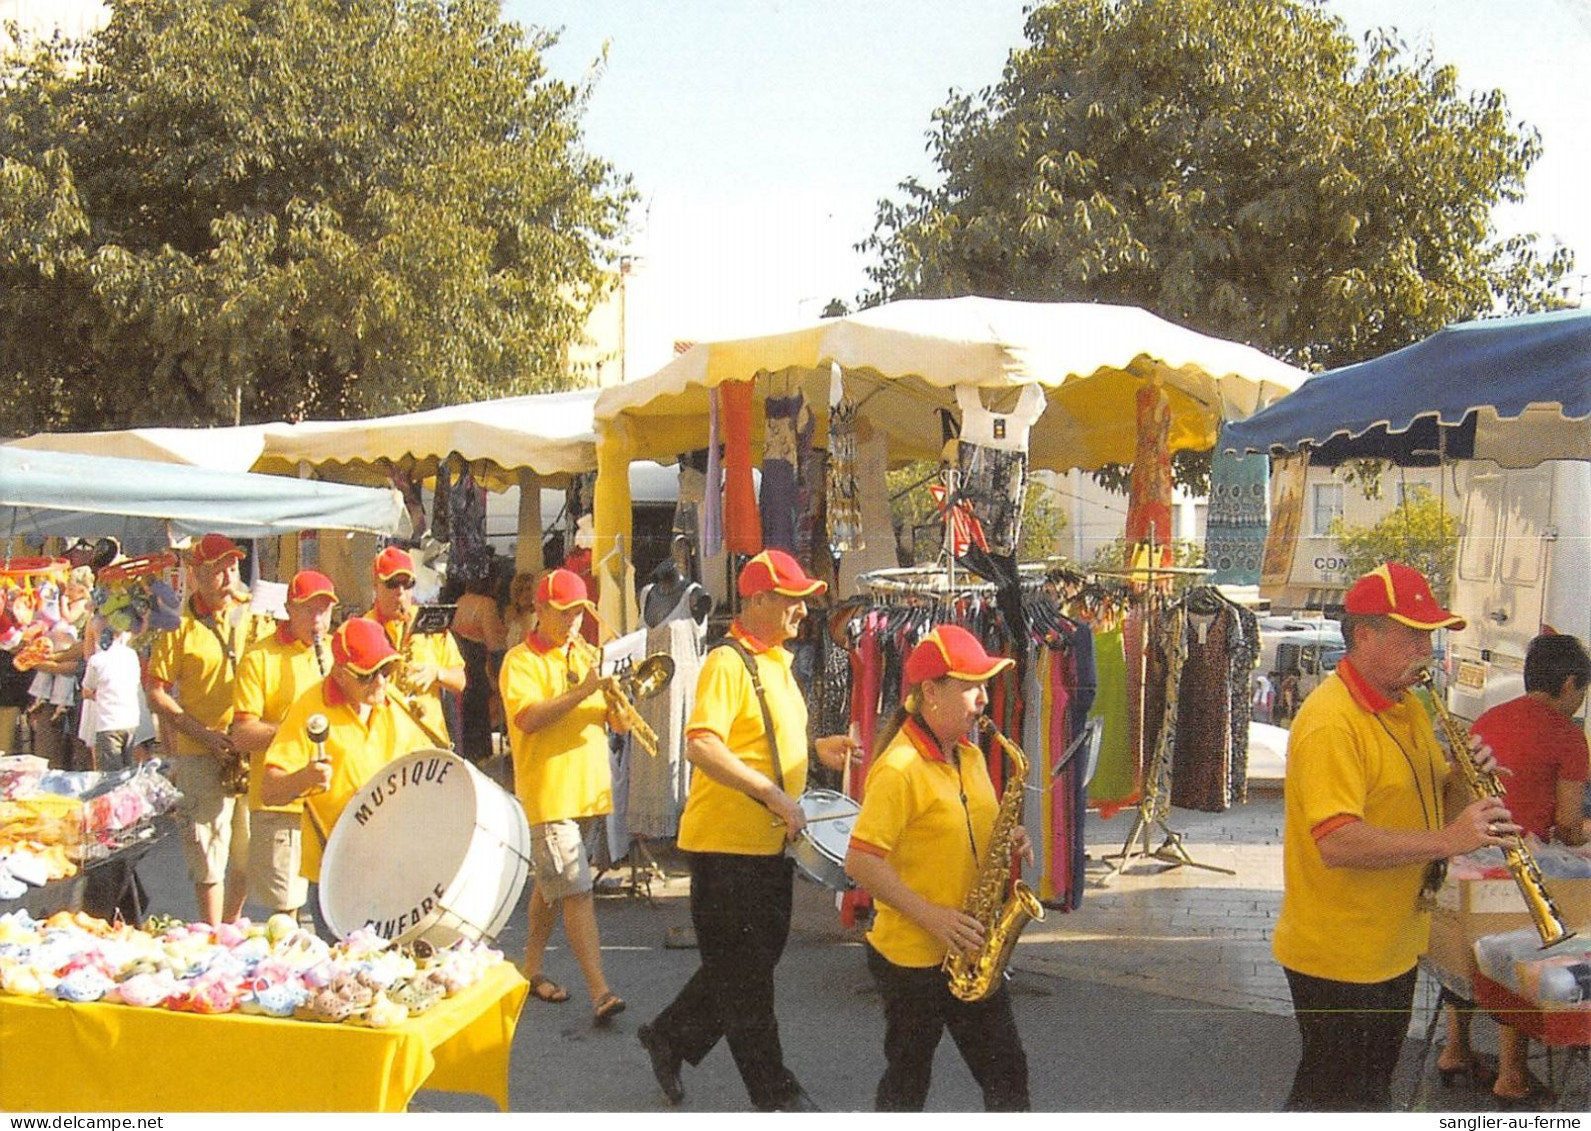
[349,666,393,685]
[381,577,415,591]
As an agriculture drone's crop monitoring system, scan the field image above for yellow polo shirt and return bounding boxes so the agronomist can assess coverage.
[234,626,330,814]
[850,718,999,968]
[1273,659,1450,984]
[365,610,464,741]
[261,679,431,883]
[146,596,269,755]
[678,623,810,856]
[499,630,613,825]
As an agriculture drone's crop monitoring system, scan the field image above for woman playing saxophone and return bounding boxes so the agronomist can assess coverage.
[843,625,1033,1112]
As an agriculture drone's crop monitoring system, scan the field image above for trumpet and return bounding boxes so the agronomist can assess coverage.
[567,635,674,758]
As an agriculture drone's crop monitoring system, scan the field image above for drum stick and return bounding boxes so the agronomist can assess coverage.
[771,809,855,826]
[306,713,331,796]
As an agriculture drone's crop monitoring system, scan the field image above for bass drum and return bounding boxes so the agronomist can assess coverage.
[319,748,531,947]
[789,788,860,891]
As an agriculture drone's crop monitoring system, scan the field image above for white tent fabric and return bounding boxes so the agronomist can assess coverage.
[6,425,269,472]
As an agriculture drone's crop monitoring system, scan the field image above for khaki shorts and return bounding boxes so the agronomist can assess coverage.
[171,754,251,887]
[248,808,308,913]
[529,817,598,902]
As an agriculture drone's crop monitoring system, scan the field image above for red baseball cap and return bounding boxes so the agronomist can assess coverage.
[1343,562,1466,632]
[330,616,398,676]
[191,534,244,567]
[535,568,594,612]
[286,570,338,606]
[904,625,1014,685]
[373,546,415,582]
[737,549,827,599]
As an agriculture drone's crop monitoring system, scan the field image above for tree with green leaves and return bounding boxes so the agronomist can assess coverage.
[861,0,1571,378]
[1329,487,1459,604]
[0,0,631,434]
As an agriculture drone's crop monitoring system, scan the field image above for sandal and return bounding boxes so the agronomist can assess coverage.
[593,990,627,1025]
[528,974,569,1004]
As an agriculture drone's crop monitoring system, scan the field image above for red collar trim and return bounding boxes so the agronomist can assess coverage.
[730,621,772,654]
[1337,657,1395,713]
[902,716,952,764]
[524,630,561,655]
[190,593,226,618]
[366,608,403,627]
[323,677,351,708]
[274,623,307,647]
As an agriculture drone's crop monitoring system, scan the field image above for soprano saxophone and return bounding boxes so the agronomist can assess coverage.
[943,717,1047,1002]
[1421,672,1574,948]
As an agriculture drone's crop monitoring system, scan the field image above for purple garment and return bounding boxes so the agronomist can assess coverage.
[702,387,723,557]
[759,393,803,551]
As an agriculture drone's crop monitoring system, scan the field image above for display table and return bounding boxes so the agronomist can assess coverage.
[1474,971,1590,1111]
[0,962,528,1111]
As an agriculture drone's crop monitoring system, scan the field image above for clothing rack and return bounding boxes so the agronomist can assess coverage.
[1092,542,1234,883]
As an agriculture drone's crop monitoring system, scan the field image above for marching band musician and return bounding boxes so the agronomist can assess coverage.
[498,568,627,1025]
[363,546,465,744]
[637,550,859,1113]
[146,533,270,925]
[843,624,1033,1112]
[1273,562,1517,1111]
[229,570,337,923]
[259,617,430,935]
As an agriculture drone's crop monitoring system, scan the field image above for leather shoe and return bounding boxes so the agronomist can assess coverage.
[637,1022,684,1106]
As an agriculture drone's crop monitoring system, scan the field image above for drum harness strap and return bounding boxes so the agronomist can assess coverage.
[714,639,784,794]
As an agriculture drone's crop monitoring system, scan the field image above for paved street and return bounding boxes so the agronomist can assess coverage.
[105,772,1570,1113]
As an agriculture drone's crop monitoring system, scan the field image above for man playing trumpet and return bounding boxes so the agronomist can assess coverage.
[499,568,627,1024]
[363,546,465,745]
[230,570,337,924]
[146,533,270,925]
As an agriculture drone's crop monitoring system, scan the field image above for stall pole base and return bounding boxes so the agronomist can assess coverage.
[596,837,668,906]
[1096,806,1234,885]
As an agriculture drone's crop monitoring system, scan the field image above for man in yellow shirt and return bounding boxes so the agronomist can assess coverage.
[1273,562,1516,1111]
[230,570,336,921]
[146,533,269,925]
[260,617,430,915]
[499,568,625,1024]
[363,546,464,745]
[637,550,859,1112]
[844,624,1032,1111]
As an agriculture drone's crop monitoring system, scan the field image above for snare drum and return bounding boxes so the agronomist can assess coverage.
[319,748,531,947]
[788,788,860,891]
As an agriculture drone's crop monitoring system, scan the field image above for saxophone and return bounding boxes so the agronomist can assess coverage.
[1421,672,1574,948]
[943,717,1047,1002]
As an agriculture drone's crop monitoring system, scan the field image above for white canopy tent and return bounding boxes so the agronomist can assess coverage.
[592,296,1307,621]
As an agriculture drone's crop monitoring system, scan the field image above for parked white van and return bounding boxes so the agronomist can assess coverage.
[1252,615,1344,726]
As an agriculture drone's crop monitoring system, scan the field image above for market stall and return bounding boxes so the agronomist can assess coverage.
[592,296,1305,905]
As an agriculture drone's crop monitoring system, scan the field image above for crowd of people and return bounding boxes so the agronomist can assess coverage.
[3,533,1587,1113]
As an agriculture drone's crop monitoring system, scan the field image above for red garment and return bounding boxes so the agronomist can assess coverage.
[719,380,762,555]
[561,548,600,645]
[1125,380,1174,548]
[1471,695,1589,840]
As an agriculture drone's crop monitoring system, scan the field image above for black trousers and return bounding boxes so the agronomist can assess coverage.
[649,852,803,1110]
[1283,965,1418,1111]
[864,942,1030,1111]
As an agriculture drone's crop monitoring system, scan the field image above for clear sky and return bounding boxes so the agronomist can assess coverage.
[510,0,1591,375]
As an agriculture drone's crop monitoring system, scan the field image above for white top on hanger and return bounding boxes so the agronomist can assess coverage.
[955,384,1047,452]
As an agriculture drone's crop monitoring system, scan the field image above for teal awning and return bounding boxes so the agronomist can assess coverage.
[0,446,409,543]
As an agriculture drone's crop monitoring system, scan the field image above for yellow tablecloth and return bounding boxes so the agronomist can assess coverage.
[0,962,528,1112]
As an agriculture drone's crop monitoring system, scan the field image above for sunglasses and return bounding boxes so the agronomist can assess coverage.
[381,577,416,590]
[348,666,394,685]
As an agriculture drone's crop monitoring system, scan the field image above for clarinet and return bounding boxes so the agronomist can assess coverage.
[1421,672,1574,948]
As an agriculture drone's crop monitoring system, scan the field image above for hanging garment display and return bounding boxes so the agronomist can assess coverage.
[1206,440,1269,586]
[446,455,490,585]
[835,419,897,598]
[628,618,703,839]
[953,385,1046,557]
[702,390,724,558]
[759,391,810,552]
[719,379,761,555]
[1125,379,1175,551]
[826,392,864,553]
